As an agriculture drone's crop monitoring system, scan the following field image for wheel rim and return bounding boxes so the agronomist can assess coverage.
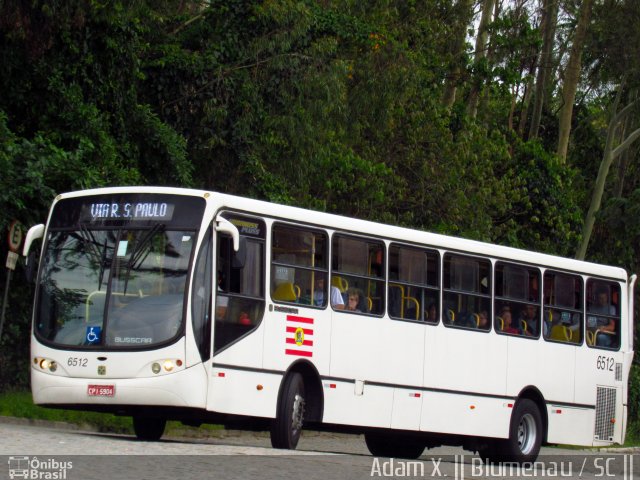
[517,413,537,454]
[291,393,305,434]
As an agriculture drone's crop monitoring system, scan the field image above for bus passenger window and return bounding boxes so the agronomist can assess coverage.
[495,263,541,338]
[442,253,491,331]
[543,271,582,345]
[388,244,439,323]
[586,279,620,349]
[271,224,328,307]
[332,235,385,315]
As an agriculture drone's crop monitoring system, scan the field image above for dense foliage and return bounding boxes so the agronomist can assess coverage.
[1,0,640,436]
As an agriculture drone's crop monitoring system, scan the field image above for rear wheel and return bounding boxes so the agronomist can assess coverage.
[365,432,425,459]
[271,372,306,449]
[481,399,542,463]
[133,416,166,441]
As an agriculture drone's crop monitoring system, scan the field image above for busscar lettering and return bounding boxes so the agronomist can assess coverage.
[114,336,152,344]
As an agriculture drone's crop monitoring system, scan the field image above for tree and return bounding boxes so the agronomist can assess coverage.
[576,87,640,260]
[529,0,558,139]
[467,0,496,119]
[442,0,474,110]
[556,0,594,162]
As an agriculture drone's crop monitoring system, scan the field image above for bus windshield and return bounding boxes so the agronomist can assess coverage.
[37,228,195,347]
[34,193,205,349]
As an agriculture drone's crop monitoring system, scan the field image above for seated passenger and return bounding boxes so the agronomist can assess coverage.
[518,304,538,336]
[589,289,616,347]
[425,303,438,323]
[499,306,519,335]
[216,271,229,320]
[345,288,364,312]
[477,310,489,330]
[314,277,344,309]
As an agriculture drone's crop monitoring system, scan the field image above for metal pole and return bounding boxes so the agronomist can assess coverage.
[0,268,12,341]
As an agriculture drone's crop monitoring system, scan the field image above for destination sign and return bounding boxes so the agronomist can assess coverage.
[85,202,175,221]
[48,193,206,229]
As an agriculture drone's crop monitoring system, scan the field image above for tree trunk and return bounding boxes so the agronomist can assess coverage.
[442,0,474,110]
[517,50,538,137]
[529,0,559,139]
[478,0,502,122]
[557,0,594,163]
[467,0,496,119]
[576,92,640,260]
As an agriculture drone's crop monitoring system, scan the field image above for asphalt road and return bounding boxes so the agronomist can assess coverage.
[0,417,638,480]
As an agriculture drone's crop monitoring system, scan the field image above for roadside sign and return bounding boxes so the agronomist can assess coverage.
[5,251,18,271]
[7,220,23,253]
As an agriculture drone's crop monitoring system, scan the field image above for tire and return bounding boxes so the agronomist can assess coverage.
[365,432,425,459]
[133,416,166,441]
[482,399,542,464]
[477,439,501,464]
[271,372,306,449]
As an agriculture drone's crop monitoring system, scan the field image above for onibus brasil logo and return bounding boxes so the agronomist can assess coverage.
[8,456,72,479]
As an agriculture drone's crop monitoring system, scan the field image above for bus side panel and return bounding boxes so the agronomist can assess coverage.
[536,343,576,403]
[207,323,267,414]
[505,336,544,399]
[329,315,425,389]
[545,406,594,445]
[574,346,625,445]
[420,327,510,438]
[390,387,424,431]
[321,381,393,428]
[420,392,511,438]
[426,326,507,398]
[207,366,281,418]
[210,322,265,370]
[327,315,424,429]
[261,307,332,378]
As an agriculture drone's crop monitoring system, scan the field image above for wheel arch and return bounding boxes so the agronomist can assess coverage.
[277,360,324,423]
[516,386,548,444]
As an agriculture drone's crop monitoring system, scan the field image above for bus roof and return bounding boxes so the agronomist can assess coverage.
[55,186,629,282]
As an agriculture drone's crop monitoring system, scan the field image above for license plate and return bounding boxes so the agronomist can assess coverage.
[87,385,115,397]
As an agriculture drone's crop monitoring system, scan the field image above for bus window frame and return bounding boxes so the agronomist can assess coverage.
[387,242,440,324]
[494,261,542,340]
[331,233,385,317]
[270,222,329,309]
[442,252,492,333]
[542,269,584,346]
[585,277,622,352]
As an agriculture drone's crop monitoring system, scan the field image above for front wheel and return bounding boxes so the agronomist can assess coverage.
[271,372,306,449]
[132,416,166,441]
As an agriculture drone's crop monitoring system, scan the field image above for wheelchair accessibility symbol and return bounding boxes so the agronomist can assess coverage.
[86,326,101,345]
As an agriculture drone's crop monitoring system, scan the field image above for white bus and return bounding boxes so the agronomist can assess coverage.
[23,187,636,462]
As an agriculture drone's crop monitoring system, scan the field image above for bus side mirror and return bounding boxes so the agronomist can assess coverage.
[23,224,45,284]
[25,250,38,283]
[232,237,247,269]
[23,224,45,257]
[215,216,239,251]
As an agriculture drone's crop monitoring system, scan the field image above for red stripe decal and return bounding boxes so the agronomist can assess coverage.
[286,326,314,335]
[285,349,313,357]
[286,338,314,346]
[286,315,314,324]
